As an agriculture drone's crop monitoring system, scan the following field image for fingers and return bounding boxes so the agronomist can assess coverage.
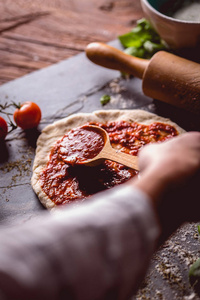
[138,132,200,179]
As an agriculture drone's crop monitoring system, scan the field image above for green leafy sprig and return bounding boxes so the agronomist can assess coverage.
[118,18,169,59]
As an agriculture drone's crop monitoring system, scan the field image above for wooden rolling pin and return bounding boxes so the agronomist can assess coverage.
[85,42,200,115]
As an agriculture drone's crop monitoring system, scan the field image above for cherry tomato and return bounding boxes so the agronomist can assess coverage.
[0,116,8,140]
[13,102,41,130]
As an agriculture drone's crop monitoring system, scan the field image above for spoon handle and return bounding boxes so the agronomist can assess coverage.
[102,145,139,171]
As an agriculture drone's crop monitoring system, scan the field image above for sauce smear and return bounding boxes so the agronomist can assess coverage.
[58,126,104,165]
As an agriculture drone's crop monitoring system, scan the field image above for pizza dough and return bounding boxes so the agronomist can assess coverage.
[31,109,185,209]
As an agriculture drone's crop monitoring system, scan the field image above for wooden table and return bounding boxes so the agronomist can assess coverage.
[0,0,144,85]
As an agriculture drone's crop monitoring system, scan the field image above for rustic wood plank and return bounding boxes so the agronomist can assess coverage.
[0,0,144,85]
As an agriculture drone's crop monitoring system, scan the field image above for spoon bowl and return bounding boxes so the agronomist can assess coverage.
[79,125,139,171]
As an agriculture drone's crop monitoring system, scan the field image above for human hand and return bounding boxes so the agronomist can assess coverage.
[134,132,200,239]
[139,131,200,188]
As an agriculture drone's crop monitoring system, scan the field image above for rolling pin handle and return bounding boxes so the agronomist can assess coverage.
[86,42,149,79]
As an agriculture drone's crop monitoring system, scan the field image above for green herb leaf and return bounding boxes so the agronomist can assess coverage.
[118,18,169,59]
[118,32,143,48]
[124,47,146,58]
[100,95,111,106]
[189,258,200,294]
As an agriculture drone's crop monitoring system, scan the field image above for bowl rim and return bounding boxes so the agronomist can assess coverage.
[141,0,200,25]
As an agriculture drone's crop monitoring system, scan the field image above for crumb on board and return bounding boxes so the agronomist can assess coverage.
[134,223,200,299]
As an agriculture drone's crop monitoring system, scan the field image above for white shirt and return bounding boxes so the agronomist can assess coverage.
[0,184,160,300]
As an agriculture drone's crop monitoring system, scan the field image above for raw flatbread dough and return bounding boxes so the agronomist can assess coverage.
[31,109,185,209]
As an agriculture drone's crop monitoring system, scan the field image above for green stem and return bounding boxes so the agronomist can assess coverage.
[0,110,13,116]
[0,101,19,134]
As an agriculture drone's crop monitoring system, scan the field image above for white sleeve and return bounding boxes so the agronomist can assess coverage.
[0,184,160,300]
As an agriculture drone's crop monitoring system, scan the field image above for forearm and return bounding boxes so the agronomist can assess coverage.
[0,184,159,300]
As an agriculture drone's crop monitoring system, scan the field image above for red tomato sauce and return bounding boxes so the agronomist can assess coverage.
[40,120,178,205]
[58,126,104,165]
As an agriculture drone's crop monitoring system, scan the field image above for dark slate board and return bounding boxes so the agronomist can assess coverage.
[0,40,200,299]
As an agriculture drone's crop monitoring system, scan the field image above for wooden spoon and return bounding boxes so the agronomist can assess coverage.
[78,125,139,171]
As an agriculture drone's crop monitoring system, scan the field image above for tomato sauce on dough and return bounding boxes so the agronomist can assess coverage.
[40,120,178,205]
[58,126,104,165]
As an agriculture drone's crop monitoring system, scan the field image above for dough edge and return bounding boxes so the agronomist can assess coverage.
[31,109,185,209]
